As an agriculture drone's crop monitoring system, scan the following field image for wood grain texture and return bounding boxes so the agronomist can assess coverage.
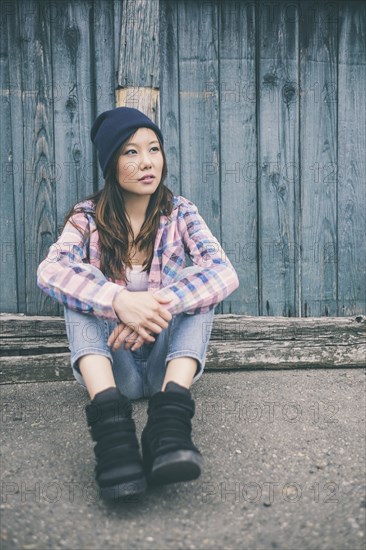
[20,1,55,316]
[160,0,180,197]
[218,1,258,315]
[0,314,364,383]
[92,0,116,186]
[0,11,17,313]
[51,1,94,227]
[117,0,160,88]
[0,353,75,384]
[1,313,365,346]
[115,88,160,122]
[6,4,27,315]
[300,1,339,317]
[114,0,122,74]
[3,0,366,319]
[257,1,300,317]
[338,1,366,316]
[177,0,222,311]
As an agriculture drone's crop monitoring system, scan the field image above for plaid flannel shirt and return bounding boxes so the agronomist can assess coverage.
[37,195,240,321]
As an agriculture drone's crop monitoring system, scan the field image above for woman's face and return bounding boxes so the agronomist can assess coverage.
[116,127,164,197]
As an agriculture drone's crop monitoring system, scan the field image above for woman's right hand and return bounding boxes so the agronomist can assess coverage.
[110,289,173,348]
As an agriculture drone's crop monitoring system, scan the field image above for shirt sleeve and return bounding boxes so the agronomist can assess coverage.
[36,211,123,321]
[152,198,240,315]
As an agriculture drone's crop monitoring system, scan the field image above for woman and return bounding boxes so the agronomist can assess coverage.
[37,106,240,500]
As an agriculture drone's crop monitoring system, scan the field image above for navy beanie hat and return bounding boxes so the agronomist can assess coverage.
[90,106,164,178]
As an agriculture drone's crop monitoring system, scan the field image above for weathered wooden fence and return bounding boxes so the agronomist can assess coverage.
[1,0,365,319]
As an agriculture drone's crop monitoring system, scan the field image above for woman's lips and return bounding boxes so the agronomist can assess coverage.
[139,176,155,184]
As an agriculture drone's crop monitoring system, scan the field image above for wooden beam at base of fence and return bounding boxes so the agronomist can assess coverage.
[0,314,365,384]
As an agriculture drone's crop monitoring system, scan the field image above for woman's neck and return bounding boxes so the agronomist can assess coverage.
[123,194,150,222]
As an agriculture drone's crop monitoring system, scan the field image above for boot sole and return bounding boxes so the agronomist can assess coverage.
[100,477,147,500]
[148,450,202,485]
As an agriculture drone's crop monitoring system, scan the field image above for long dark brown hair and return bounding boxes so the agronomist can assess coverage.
[62,131,174,283]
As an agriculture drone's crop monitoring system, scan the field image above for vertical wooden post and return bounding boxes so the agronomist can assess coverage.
[116,0,160,124]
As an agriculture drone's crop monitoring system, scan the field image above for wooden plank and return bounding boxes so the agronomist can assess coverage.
[258,1,300,316]
[218,0,258,314]
[0,314,69,338]
[1,313,364,343]
[1,341,70,354]
[159,0,180,197]
[206,314,366,343]
[0,353,74,384]
[114,0,122,76]
[34,1,94,318]
[0,336,364,385]
[0,313,364,383]
[205,341,365,369]
[115,88,160,122]
[0,7,17,313]
[177,0,222,308]
[177,0,220,215]
[20,1,55,316]
[92,0,116,185]
[3,2,28,314]
[50,1,94,237]
[117,0,160,88]
[338,1,366,315]
[300,1,339,316]
[1,324,363,353]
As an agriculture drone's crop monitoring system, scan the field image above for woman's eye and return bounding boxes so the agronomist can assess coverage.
[124,147,160,155]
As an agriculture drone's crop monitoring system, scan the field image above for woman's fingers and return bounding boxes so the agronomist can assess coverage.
[124,332,142,351]
[110,292,172,350]
[107,309,170,350]
[107,324,125,347]
[144,318,170,334]
[158,306,173,323]
[108,323,154,351]
[139,327,156,342]
[108,323,133,349]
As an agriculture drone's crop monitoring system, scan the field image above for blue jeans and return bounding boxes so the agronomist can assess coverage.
[63,265,215,400]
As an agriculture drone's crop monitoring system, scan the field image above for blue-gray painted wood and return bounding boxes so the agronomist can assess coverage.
[0,11,18,313]
[159,0,180,197]
[1,0,365,318]
[21,2,55,316]
[51,2,94,229]
[257,1,300,317]
[159,0,365,317]
[300,1,339,316]
[93,0,117,188]
[218,1,258,315]
[338,1,366,316]
[176,0,223,314]
[118,0,160,88]
[42,2,93,317]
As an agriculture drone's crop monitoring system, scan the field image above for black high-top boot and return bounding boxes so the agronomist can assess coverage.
[85,387,146,499]
[141,382,202,485]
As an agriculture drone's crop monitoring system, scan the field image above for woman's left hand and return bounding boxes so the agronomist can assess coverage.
[107,322,152,352]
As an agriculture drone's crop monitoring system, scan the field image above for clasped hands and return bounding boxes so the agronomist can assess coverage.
[108,288,173,352]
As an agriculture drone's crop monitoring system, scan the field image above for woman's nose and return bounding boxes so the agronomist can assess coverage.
[139,151,152,168]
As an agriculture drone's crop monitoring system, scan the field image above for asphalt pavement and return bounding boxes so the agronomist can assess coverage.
[1,368,365,550]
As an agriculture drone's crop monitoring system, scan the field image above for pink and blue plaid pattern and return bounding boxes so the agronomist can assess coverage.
[37,195,240,321]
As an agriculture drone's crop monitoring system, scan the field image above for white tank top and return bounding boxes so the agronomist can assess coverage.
[125,264,149,291]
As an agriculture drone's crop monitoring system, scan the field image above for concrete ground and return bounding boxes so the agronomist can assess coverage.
[0,368,365,550]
